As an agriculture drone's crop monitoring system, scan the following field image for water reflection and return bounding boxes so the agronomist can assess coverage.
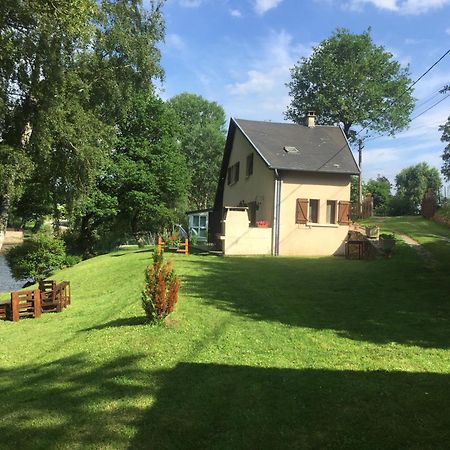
[0,254,27,292]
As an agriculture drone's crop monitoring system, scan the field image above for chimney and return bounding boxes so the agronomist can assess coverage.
[306,111,316,128]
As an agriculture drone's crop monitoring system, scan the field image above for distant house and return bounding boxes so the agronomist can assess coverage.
[210,113,360,256]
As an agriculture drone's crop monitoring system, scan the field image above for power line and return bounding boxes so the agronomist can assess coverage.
[354,48,450,141]
[315,47,450,171]
[411,92,450,121]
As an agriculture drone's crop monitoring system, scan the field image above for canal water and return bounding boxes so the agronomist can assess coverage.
[0,254,26,292]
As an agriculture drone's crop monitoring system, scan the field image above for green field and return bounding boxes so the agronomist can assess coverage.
[0,218,449,449]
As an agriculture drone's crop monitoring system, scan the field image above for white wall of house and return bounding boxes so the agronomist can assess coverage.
[279,172,351,256]
[222,129,275,225]
[221,208,272,255]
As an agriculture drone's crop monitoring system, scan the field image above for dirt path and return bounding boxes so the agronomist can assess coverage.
[396,233,436,267]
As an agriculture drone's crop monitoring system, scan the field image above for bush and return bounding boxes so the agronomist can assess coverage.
[141,252,181,322]
[64,254,82,268]
[6,232,66,282]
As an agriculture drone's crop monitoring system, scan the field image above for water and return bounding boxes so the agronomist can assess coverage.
[0,254,27,292]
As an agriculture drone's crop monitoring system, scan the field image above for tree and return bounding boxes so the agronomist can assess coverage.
[0,145,32,237]
[285,28,414,141]
[440,115,450,181]
[0,0,110,229]
[392,163,442,215]
[111,92,189,243]
[168,93,226,210]
[365,176,391,215]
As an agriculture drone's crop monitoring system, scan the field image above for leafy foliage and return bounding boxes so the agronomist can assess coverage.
[142,252,181,322]
[6,232,66,282]
[440,115,450,181]
[168,93,226,209]
[285,28,414,141]
[365,176,392,215]
[112,92,189,240]
[392,163,442,215]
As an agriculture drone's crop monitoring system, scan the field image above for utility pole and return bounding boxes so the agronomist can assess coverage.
[358,139,363,216]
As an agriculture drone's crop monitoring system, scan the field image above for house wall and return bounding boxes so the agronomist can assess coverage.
[222,129,275,225]
[221,208,272,255]
[279,172,351,256]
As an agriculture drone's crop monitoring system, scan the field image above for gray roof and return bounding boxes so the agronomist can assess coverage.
[234,118,360,175]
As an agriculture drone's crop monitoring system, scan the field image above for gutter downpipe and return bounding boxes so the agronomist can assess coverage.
[272,169,282,256]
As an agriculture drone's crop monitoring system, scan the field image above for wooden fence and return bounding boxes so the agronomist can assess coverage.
[156,237,189,256]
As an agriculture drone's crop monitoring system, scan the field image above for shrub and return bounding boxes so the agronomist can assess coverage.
[141,252,181,322]
[64,254,82,267]
[6,232,66,282]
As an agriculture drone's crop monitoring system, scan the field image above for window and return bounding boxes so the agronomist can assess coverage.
[309,199,319,223]
[326,200,336,224]
[246,153,254,177]
[190,214,208,241]
[233,162,240,183]
[227,162,240,186]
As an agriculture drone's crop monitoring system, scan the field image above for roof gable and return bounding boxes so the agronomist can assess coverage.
[234,118,360,175]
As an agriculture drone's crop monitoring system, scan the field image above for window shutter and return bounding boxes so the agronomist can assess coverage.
[338,201,350,225]
[296,198,308,224]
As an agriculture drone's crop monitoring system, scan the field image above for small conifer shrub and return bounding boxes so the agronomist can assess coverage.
[142,252,181,322]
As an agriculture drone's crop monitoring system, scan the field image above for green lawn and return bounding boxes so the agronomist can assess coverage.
[1,219,449,449]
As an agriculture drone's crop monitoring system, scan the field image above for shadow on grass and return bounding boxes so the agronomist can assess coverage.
[131,362,450,449]
[82,316,149,331]
[182,244,450,349]
[1,357,449,449]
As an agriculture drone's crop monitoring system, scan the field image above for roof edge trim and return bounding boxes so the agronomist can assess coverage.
[233,118,272,168]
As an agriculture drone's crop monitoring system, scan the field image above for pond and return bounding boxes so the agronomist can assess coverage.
[0,254,27,292]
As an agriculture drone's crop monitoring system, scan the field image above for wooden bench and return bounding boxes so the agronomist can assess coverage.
[0,301,10,320]
[10,289,42,321]
[39,280,71,313]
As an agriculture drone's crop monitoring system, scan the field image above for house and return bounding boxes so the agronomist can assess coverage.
[210,113,360,256]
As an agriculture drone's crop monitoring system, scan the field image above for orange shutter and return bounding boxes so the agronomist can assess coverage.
[338,201,350,225]
[296,199,308,224]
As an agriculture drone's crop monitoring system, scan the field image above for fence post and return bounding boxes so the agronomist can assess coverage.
[11,292,19,322]
[34,289,41,318]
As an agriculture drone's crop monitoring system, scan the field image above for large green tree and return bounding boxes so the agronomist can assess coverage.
[112,92,189,241]
[0,0,110,229]
[168,93,226,210]
[285,28,415,141]
[393,163,442,215]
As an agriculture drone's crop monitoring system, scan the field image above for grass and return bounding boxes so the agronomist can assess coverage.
[362,215,450,267]
[0,219,449,449]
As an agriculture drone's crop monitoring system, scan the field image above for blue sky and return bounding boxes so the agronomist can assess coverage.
[156,0,450,187]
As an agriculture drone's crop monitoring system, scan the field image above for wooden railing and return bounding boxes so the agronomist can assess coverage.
[156,236,189,256]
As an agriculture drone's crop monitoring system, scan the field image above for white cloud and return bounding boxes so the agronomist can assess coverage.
[228,70,276,95]
[223,30,311,120]
[179,0,203,7]
[230,8,242,17]
[165,33,187,52]
[346,0,450,14]
[254,0,284,15]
